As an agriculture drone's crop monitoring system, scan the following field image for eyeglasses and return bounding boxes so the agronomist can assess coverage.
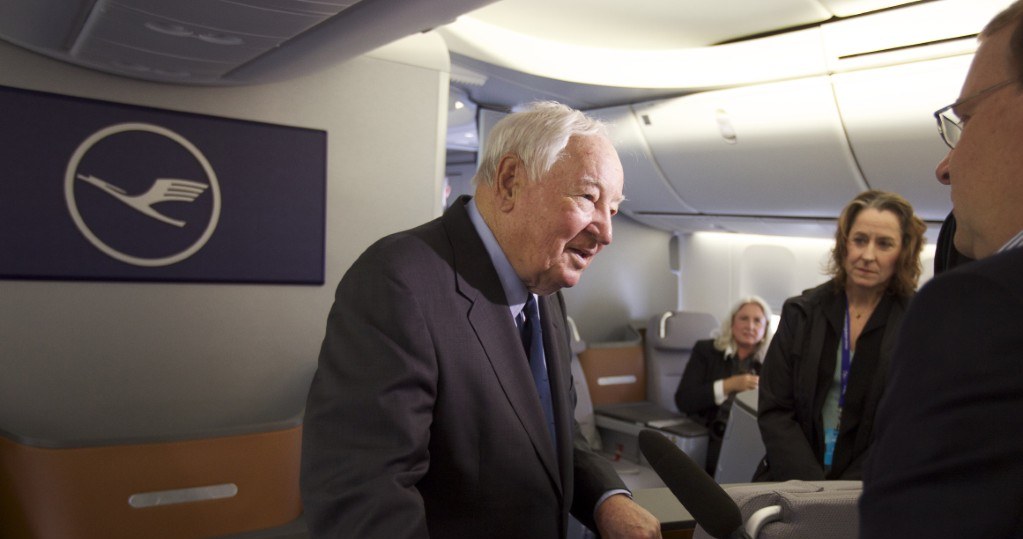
[933,79,1014,149]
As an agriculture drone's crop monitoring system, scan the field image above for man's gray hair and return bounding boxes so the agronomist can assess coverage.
[472,101,608,187]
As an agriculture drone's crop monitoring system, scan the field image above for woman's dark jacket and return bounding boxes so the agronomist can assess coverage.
[675,339,760,433]
[757,280,909,481]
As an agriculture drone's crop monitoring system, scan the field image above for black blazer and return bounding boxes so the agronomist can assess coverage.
[300,197,624,539]
[860,248,1023,538]
[758,281,907,481]
[675,339,760,430]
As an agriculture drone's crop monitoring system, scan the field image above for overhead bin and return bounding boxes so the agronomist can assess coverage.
[630,76,867,218]
[830,55,970,221]
[584,0,1000,235]
[589,105,697,215]
[603,56,971,229]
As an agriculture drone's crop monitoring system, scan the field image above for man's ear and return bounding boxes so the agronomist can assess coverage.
[495,154,524,211]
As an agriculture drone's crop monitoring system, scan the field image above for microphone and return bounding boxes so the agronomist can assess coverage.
[638,429,750,539]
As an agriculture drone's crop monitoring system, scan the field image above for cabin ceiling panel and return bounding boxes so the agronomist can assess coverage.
[0,0,88,50]
[820,0,1009,73]
[0,0,496,84]
[454,0,833,51]
[71,3,283,79]
[815,0,917,17]
[109,0,343,37]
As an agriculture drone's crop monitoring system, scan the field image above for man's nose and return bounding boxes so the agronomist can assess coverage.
[591,207,613,245]
[935,152,951,185]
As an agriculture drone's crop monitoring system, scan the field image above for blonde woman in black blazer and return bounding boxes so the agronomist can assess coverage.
[675,296,773,474]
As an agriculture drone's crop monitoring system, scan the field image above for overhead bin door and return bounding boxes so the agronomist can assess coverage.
[588,105,697,215]
[632,76,866,218]
[830,55,970,222]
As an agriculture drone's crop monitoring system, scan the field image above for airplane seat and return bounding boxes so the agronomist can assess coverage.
[576,323,648,407]
[644,311,720,412]
[566,317,602,539]
[0,405,304,538]
[573,317,710,477]
[567,316,601,453]
[692,480,863,539]
[714,388,766,484]
[566,317,665,492]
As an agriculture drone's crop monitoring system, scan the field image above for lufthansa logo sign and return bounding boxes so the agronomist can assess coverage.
[64,123,221,267]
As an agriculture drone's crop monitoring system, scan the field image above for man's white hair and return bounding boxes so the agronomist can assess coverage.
[472,101,608,187]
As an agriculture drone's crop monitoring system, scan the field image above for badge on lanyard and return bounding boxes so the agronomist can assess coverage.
[824,427,839,467]
[826,299,854,468]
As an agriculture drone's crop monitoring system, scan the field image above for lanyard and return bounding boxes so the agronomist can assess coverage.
[825,299,856,470]
[840,298,854,409]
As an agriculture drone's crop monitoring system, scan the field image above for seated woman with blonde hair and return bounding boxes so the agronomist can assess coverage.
[675,296,773,475]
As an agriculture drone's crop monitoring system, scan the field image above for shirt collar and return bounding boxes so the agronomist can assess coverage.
[466,198,531,319]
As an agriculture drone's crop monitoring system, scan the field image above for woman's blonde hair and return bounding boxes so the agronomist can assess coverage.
[713,296,774,362]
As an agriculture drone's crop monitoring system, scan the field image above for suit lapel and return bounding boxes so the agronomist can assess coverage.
[442,199,562,491]
[539,293,574,490]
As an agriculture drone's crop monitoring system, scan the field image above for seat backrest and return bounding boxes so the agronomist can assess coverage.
[0,418,302,539]
[645,311,719,412]
[567,317,601,452]
[714,389,764,483]
[693,480,863,539]
[577,324,646,406]
[0,351,308,538]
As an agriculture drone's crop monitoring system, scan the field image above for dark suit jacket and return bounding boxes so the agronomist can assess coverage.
[300,197,625,539]
[674,339,760,430]
[860,248,1023,538]
[758,281,907,481]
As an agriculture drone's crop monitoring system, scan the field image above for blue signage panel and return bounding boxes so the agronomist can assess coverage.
[0,85,326,284]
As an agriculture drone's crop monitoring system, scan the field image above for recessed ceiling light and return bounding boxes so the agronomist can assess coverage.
[144,21,192,37]
[197,32,244,46]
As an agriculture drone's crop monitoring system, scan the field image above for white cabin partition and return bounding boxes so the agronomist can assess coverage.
[0,32,450,537]
[677,231,936,326]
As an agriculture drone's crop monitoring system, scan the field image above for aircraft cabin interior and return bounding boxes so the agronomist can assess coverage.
[0,0,1008,537]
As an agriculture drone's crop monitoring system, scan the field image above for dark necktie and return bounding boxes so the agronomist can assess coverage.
[522,295,556,449]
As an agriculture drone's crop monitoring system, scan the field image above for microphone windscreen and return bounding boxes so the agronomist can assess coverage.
[638,429,743,539]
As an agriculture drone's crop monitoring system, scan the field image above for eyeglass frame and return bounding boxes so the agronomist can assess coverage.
[933,78,1015,149]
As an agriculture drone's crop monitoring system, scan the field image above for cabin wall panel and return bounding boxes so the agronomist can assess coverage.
[679,233,835,323]
[0,35,448,443]
[678,232,937,331]
[562,215,677,343]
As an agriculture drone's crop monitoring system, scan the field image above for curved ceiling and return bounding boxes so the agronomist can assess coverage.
[0,0,496,85]
[437,0,998,108]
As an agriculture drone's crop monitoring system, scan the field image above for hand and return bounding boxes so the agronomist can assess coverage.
[594,493,662,539]
[723,373,759,394]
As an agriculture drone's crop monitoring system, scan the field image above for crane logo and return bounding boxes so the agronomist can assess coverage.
[65,123,221,267]
[75,174,209,228]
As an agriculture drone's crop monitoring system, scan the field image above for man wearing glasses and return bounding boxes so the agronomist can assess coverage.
[859,2,1023,537]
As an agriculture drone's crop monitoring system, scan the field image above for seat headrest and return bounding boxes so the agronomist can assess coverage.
[648,311,719,350]
[566,316,587,355]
